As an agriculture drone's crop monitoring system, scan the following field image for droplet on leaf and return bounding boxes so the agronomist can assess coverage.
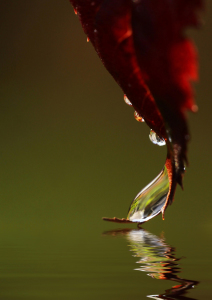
[74,8,77,15]
[149,129,166,146]
[124,94,132,106]
[87,37,90,42]
[134,111,145,122]
[127,166,169,223]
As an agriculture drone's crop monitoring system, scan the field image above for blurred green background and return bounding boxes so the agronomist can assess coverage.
[0,1,212,299]
[1,0,211,232]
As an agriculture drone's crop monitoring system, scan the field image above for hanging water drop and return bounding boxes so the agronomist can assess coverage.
[127,166,169,223]
[74,8,78,15]
[149,129,166,146]
[134,111,145,122]
[124,94,132,106]
[87,37,90,42]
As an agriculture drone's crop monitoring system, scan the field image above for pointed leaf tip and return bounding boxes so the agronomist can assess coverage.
[70,0,203,222]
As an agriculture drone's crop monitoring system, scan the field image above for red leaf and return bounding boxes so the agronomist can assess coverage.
[70,0,203,218]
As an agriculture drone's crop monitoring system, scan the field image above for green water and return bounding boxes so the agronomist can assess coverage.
[1,1,212,299]
[0,220,211,299]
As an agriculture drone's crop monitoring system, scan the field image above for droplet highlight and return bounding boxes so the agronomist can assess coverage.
[127,166,169,223]
[74,8,77,15]
[134,111,145,122]
[87,37,90,42]
[124,94,132,106]
[149,129,166,146]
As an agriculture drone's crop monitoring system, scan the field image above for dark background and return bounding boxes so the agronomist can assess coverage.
[1,0,211,231]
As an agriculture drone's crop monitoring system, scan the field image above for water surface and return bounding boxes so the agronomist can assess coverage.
[0,218,211,299]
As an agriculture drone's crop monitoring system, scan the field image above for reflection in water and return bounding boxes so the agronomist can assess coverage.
[104,228,199,300]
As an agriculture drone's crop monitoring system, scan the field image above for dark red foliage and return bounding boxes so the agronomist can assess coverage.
[70,0,203,216]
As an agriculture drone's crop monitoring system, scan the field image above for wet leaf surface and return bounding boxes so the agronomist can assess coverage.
[70,0,203,218]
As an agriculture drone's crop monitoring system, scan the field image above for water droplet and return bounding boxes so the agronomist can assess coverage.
[124,94,132,106]
[149,130,166,146]
[127,166,169,223]
[191,104,198,112]
[134,111,145,122]
[74,8,77,15]
[87,37,90,42]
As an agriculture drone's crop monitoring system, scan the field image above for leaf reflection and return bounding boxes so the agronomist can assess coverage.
[103,228,199,300]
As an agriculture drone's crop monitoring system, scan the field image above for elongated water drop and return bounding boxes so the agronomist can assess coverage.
[87,37,90,42]
[127,166,169,223]
[74,8,77,15]
[134,111,145,122]
[124,94,132,106]
[149,129,166,146]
